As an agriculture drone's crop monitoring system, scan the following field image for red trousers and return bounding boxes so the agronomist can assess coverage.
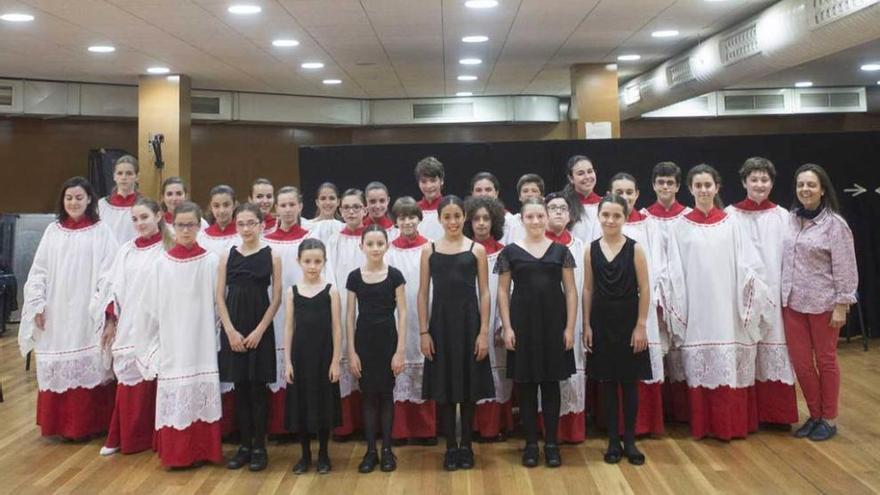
[783,307,840,420]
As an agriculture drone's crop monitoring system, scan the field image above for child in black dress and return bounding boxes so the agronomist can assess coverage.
[418,195,494,471]
[584,194,651,466]
[347,224,407,473]
[285,238,342,474]
[217,203,282,472]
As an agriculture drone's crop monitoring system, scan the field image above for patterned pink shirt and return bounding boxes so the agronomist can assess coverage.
[780,208,858,314]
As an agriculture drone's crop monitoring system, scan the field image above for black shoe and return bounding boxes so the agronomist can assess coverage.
[380,447,397,472]
[794,418,820,438]
[544,444,562,468]
[443,448,459,471]
[226,446,251,470]
[808,420,837,441]
[624,444,645,466]
[358,450,379,473]
[292,456,311,474]
[521,444,539,468]
[316,454,332,474]
[603,443,623,465]
[458,447,475,470]
[248,448,268,471]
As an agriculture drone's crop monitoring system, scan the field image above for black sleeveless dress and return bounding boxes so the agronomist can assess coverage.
[495,242,576,383]
[285,284,341,433]
[218,245,276,383]
[422,242,495,404]
[586,237,652,382]
[346,267,405,394]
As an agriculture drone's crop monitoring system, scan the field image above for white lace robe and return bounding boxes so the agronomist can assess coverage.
[98,198,137,246]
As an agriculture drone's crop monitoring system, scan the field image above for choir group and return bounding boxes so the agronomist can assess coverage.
[19,153,858,474]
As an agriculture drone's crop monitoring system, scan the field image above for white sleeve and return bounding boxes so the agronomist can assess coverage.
[657,227,687,347]
[18,224,53,356]
[134,264,161,379]
[733,220,774,344]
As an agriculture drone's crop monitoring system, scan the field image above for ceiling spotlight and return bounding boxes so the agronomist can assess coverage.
[272,39,299,47]
[228,4,261,15]
[617,54,641,61]
[459,58,482,65]
[462,35,489,43]
[860,63,880,71]
[0,13,34,22]
[457,75,478,81]
[651,30,679,38]
[795,81,813,88]
[88,46,115,53]
[323,79,342,85]
[301,62,324,69]
[147,67,170,74]
[465,0,499,8]
[456,92,473,96]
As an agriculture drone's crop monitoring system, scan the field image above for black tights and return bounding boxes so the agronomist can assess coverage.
[442,402,476,450]
[602,381,638,447]
[299,429,330,460]
[234,381,267,449]
[517,382,561,446]
[362,390,394,452]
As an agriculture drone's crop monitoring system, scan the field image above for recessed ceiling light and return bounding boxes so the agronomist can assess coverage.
[457,75,478,81]
[147,67,170,74]
[795,81,813,88]
[651,30,679,38]
[605,63,618,71]
[228,4,261,15]
[88,46,115,53]
[323,79,342,85]
[301,62,324,69]
[617,54,641,61]
[456,92,473,96]
[459,58,482,65]
[861,63,880,71]
[0,13,34,22]
[465,0,498,8]
[272,39,299,47]
[462,35,489,43]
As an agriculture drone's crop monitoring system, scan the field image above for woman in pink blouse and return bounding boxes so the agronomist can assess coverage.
[781,163,858,442]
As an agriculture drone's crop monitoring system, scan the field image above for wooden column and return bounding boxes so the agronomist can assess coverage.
[570,64,620,139]
[137,74,191,199]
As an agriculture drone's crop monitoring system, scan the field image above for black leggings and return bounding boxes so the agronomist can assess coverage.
[362,390,394,452]
[300,428,330,459]
[517,382,561,445]
[442,402,476,450]
[602,381,638,446]
[234,381,267,449]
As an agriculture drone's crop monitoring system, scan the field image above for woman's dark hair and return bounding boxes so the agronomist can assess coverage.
[415,156,445,180]
[469,172,501,195]
[205,184,236,225]
[134,196,175,250]
[740,157,777,183]
[160,176,187,213]
[57,176,100,223]
[562,155,594,225]
[463,196,505,241]
[298,238,327,259]
[313,182,340,219]
[361,223,388,242]
[686,164,725,209]
[792,163,840,213]
[544,191,576,230]
[598,193,630,217]
[233,202,264,223]
[516,173,545,196]
[173,201,203,224]
[391,196,423,221]
[438,194,466,217]
[608,172,637,192]
[651,161,681,185]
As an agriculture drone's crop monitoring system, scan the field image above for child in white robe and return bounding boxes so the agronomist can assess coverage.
[97,155,140,246]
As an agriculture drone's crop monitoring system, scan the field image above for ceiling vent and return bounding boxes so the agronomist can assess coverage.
[795,87,866,112]
[719,89,790,114]
[666,57,695,87]
[719,22,760,66]
[643,93,716,118]
[191,91,233,121]
[810,0,879,29]
[0,79,23,113]
[412,102,474,119]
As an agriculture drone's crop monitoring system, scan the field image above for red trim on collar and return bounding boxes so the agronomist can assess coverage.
[733,198,777,211]
[265,223,308,241]
[168,242,206,259]
[628,209,646,222]
[163,211,174,224]
[577,192,602,205]
[392,234,428,249]
[61,216,95,230]
[204,221,236,237]
[135,231,163,248]
[108,192,138,207]
[545,229,573,245]
[417,196,442,211]
[263,213,277,230]
[475,237,504,254]
[685,207,727,225]
[364,215,394,230]
[646,201,686,218]
[341,225,366,237]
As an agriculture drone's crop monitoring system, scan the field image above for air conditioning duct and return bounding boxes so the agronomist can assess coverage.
[642,87,866,118]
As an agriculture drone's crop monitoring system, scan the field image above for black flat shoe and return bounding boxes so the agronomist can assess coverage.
[358,450,379,473]
[458,447,475,470]
[316,455,331,474]
[380,447,397,472]
[443,448,459,471]
[521,444,539,468]
[624,444,645,466]
[248,448,268,471]
[604,443,623,465]
[226,446,251,470]
[808,420,837,441]
[794,418,820,438]
[544,444,562,468]
[292,456,311,474]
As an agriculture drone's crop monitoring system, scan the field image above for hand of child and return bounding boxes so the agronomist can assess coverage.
[474,333,489,361]
[420,333,435,361]
[35,312,46,331]
[329,359,341,383]
[349,352,362,379]
[227,330,247,353]
[631,324,648,354]
[391,350,405,376]
[242,329,263,349]
[101,320,117,350]
[583,325,593,353]
[563,327,574,351]
[285,362,294,384]
[503,327,516,351]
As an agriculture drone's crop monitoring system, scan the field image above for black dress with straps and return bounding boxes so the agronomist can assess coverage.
[422,241,495,404]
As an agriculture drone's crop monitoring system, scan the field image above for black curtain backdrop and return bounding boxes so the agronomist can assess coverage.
[300,131,880,336]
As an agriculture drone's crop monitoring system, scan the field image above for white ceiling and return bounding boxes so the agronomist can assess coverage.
[0,0,778,98]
